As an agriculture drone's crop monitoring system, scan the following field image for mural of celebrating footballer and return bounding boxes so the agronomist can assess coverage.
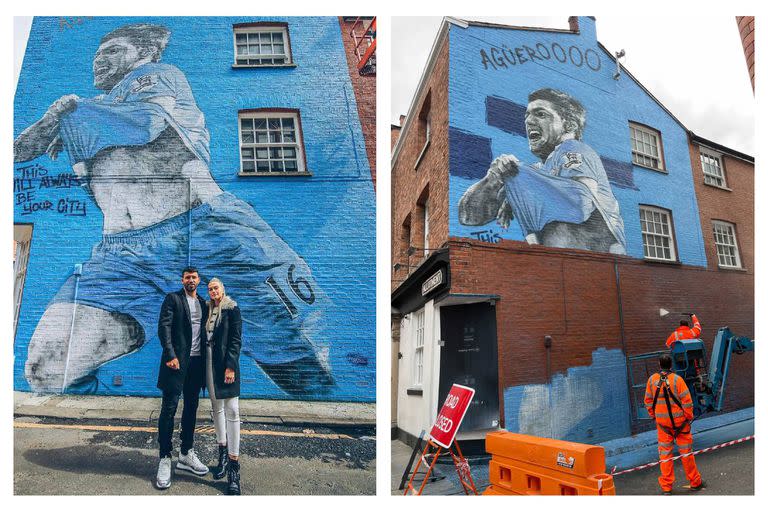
[14,23,333,396]
[458,88,627,255]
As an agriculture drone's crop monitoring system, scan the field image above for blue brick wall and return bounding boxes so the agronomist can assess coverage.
[503,348,631,444]
[447,19,707,266]
[13,17,375,401]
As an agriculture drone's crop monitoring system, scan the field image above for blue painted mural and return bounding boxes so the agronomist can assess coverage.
[13,17,375,401]
[503,348,631,444]
[448,18,707,266]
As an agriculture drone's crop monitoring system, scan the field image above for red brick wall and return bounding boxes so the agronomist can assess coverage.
[689,142,754,273]
[338,17,376,186]
[736,16,755,92]
[391,35,450,290]
[448,239,754,423]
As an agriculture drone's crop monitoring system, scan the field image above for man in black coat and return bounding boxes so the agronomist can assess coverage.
[155,266,210,489]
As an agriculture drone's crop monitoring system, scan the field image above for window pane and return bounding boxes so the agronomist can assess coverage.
[256,131,269,143]
[256,160,270,171]
[241,131,254,143]
[249,44,260,55]
[284,147,297,158]
[273,32,283,42]
[284,159,297,171]
[255,148,269,159]
[271,160,284,172]
[237,45,248,56]
[274,44,284,54]
[242,160,255,172]
[241,148,254,159]
[260,33,271,42]
[283,131,296,142]
[269,131,281,143]
[283,118,294,128]
[236,33,247,43]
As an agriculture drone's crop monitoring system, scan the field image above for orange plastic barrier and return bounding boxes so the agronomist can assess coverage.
[484,431,615,495]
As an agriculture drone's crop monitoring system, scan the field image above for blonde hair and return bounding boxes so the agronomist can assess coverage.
[208,277,225,297]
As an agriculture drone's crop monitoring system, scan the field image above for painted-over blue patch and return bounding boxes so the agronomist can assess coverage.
[486,95,526,137]
[448,127,493,180]
[503,348,631,444]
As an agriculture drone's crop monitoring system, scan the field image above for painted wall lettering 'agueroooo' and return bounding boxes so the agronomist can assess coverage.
[14,17,375,401]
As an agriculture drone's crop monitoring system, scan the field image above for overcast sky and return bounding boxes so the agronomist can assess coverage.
[392,16,755,155]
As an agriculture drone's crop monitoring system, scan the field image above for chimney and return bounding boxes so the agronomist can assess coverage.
[399,114,406,126]
[568,16,597,44]
[391,124,402,149]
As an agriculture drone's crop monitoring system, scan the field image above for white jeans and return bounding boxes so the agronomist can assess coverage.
[206,345,240,457]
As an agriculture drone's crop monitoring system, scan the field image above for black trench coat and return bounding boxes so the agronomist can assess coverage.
[156,289,208,395]
[206,298,242,399]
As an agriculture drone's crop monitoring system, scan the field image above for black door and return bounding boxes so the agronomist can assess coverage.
[438,302,499,431]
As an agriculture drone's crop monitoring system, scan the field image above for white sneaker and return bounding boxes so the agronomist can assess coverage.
[156,457,172,489]
[177,449,209,476]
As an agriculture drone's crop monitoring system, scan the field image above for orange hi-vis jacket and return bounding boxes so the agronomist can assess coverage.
[644,371,695,431]
[665,314,701,348]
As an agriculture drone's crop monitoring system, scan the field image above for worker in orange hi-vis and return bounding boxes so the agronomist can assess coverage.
[644,354,706,495]
[666,313,702,348]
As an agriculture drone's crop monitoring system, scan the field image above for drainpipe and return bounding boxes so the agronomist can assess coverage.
[61,263,83,393]
[187,178,192,267]
[614,261,635,430]
[544,335,553,381]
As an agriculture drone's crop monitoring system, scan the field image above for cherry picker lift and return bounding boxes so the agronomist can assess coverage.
[629,321,754,420]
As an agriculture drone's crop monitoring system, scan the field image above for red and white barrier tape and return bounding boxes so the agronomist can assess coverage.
[610,435,754,476]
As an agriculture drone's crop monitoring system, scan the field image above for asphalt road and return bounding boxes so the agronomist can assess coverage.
[14,415,375,495]
[613,438,753,495]
[392,438,753,495]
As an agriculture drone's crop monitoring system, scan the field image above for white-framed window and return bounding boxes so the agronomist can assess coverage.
[639,206,676,262]
[413,309,425,386]
[629,123,664,171]
[238,110,307,175]
[712,221,742,268]
[233,24,292,67]
[423,201,430,257]
[701,150,727,188]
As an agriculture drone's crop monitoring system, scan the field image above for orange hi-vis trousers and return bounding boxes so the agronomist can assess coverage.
[656,424,702,492]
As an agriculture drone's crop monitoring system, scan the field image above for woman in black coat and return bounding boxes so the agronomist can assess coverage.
[204,278,243,495]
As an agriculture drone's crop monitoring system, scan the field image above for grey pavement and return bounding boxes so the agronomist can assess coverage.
[391,411,754,495]
[15,415,375,495]
[14,391,375,426]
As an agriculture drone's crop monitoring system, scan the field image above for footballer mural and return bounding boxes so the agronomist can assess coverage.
[13,19,375,400]
[458,88,627,255]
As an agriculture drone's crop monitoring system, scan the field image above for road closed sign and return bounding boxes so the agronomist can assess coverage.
[429,384,476,448]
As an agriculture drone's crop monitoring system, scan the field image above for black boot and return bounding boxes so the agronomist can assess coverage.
[227,459,241,495]
[213,445,228,480]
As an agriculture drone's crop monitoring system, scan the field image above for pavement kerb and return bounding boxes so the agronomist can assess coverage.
[14,391,375,427]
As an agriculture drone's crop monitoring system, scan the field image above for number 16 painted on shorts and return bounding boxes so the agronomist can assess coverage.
[266,264,315,318]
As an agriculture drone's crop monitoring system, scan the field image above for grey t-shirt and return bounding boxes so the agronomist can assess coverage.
[186,295,202,356]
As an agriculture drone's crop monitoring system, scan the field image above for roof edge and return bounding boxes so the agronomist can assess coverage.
[689,131,754,163]
[391,17,452,166]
